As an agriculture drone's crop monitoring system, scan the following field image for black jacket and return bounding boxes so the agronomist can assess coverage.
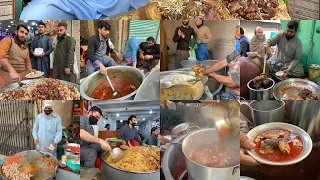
[145,43,160,60]
[86,34,113,63]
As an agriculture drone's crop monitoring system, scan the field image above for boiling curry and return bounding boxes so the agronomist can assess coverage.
[92,78,136,100]
[254,129,303,162]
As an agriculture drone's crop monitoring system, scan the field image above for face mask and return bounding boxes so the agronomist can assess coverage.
[44,110,53,115]
[89,115,98,125]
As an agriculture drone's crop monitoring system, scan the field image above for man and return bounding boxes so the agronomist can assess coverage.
[235,26,250,57]
[173,20,196,68]
[143,127,159,146]
[250,27,272,58]
[100,124,111,131]
[123,37,147,68]
[30,22,52,78]
[194,19,213,61]
[137,36,160,72]
[199,26,241,100]
[33,100,62,157]
[0,24,36,88]
[80,106,111,168]
[118,115,146,146]
[264,21,304,78]
[20,0,149,20]
[52,22,76,82]
[86,21,118,75]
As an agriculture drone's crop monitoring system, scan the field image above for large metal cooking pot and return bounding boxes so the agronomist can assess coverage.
[240,100,285,126]
[180,60,201,68]
[181,128,239,180]
[171,67,225,98]
[273,78,320,100]
[0,150,58,180]
[285,100,320,142]
[247,78,275,100]
[80,66,145,100]
[101,152,160,180]
[134,68,159,100]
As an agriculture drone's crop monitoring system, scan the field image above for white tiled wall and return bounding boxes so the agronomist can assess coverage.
[288,0,320,19]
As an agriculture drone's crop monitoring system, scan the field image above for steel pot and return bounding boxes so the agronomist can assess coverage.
[80,66,145,100]
[247,78,275,100]
[134,68,159,100]
[285,100,320,142]
[240,100,285,126]
[181,128,239,180]
[101,152,160,180]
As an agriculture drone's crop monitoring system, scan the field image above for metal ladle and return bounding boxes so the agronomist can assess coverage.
[106,75,119,97]
[111,147,123,162]
[161,78,202,88]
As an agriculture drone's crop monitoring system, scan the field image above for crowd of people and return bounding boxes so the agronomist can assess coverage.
[0,21,77,88]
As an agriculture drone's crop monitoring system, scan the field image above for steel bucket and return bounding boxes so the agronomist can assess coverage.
[247,78,275,100]
[240,100,285,126]
[80,66,145,100]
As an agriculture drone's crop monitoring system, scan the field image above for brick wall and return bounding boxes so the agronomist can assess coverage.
[288,0,320,19]
[0,0,13,20]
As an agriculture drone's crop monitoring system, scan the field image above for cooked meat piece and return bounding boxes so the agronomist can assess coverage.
[261,139,280,149]
[263,133,283,139]
[253,74,269,89]
[259,146,275,154]
[278,141,291,154]
[203,6,222,20]
[292,139,303,147]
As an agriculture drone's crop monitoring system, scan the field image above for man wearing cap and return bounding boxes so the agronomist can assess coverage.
[32,100,62,157]
[250,27,272,58]
[52,22,76,82]
[0,24,36,88]
[194,19,213,61]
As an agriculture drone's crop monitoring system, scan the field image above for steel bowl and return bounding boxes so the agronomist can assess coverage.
[273,78,320,100]
[246,122,313,166]
[134,68,159,100]
[62,143,80,156]
[80,66,145,100]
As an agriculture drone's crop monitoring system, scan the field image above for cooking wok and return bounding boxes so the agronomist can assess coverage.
[0,150,58,180]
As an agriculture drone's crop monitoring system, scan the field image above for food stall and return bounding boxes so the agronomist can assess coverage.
[160,100,240,180]
[80,100,160,180]
[240,100,320,179]
[241,20,320,100]
[0,100,81,180]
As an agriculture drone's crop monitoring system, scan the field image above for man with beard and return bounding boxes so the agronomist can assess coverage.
[264,21,304,78]
[33,100,62,157]
[173,20,196,68]
[52,22,76,82]
[0,24,36,88]
[30,22,52,78]
[194,19,213,61]
[250,27,272,58]
[137,36,160,72]
[80,106,111,168]
[86,21,119,75]
[118,115,146,146]
[143,127,159,146]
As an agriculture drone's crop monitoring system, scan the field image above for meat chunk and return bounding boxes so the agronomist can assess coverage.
[278,141,291,154]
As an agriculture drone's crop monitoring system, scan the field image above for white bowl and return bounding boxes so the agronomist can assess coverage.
[275,71,284,77]
[246,122,312,166]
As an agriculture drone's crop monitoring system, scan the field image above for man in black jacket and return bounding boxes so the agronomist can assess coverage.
[137,36,160,72]
[86,21,119,76]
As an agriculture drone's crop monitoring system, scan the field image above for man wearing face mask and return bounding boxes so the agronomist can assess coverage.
[0,24,36,88]
[118,115,146,146]
[264,21,304,78]
[33,100,62,157]
[52,22,76,82]
[80,106,112,168]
